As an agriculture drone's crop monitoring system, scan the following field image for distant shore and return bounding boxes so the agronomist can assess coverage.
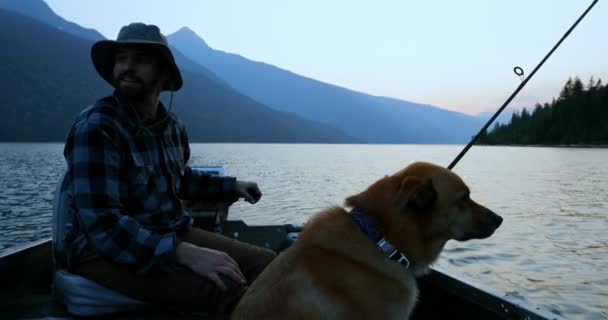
[479,144,608,149]
[1,141,607,148]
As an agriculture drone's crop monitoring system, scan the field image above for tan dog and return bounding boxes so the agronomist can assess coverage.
[231,162,502,320]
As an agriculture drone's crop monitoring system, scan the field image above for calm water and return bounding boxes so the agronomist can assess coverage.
[1,143,607,319]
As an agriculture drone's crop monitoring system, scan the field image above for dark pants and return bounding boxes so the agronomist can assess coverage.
[72,228,276,314]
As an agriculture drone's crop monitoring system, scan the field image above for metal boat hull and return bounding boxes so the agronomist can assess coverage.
[0,221,556,319]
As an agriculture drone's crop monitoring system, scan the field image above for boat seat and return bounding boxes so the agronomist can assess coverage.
[51,172,147,317]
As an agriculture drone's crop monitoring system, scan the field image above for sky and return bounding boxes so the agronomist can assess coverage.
[44,0,607,115]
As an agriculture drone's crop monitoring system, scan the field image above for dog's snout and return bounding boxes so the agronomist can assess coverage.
[494,214,503,227]
[486,209,503,228]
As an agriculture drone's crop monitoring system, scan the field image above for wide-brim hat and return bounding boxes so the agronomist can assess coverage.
[91,22,183,91]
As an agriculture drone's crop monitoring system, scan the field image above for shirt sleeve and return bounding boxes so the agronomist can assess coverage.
[177,124,239,203]
[179,167,238,203]
[65,118,180,273]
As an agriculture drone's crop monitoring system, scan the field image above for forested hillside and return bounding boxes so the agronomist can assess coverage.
[479,77,607,145]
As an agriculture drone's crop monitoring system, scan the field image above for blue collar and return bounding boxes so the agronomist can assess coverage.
[349,208,410,269]
[349,208,383,243]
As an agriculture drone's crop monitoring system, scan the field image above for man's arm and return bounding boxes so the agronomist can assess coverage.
[65,119,179,273]
[178,126,261,204]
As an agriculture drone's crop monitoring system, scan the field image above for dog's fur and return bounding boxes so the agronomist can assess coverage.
[231,162,502,320]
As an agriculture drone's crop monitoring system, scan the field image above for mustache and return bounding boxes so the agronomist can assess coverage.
[115,72,143,83]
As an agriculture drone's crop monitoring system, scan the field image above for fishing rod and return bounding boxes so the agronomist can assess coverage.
[447,0,599,170]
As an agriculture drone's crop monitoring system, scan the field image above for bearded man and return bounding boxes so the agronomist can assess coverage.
[62,22,275,315]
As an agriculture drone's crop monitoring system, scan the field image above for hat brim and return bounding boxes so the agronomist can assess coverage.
[91,40,183,91]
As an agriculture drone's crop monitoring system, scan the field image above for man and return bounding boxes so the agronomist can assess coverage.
[62,22,276,314]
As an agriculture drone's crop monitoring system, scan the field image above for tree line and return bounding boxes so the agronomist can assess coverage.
[479,77,608,145]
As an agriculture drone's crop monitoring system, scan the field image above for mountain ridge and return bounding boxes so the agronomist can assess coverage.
[0,0,104,40]
[0,8,357,143]
[3,0,489,144]
[167,27,485,143]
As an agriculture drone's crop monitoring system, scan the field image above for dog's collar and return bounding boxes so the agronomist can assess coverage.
[349,208,410,269]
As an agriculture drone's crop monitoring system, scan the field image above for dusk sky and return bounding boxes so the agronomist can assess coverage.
[44,0,607,115]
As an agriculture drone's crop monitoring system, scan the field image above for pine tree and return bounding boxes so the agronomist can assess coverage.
[480,76,607,145]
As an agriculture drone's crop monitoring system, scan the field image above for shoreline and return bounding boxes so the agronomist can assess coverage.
[479,144,608,149]
[1,141,607,148]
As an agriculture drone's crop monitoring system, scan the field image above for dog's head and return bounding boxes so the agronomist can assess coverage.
[346,162,502,266]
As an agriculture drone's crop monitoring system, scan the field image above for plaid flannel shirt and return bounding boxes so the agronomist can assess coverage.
[63,93,237,273]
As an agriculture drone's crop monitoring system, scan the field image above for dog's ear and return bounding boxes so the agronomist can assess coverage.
[345,175,390,211]
[398,176,437,211]
[345,192,364,210]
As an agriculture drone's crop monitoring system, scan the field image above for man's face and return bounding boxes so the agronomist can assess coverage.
[112,45,165,98]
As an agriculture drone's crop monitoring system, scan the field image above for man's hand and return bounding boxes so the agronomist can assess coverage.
[176,242,246,291]
[235,181,262,204]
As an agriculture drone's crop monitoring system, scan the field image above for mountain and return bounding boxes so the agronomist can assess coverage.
[168,27,485,143]
[171,46,230,88]
[0,0,103,41]
[0,0,224,87]
[0,8,356,143]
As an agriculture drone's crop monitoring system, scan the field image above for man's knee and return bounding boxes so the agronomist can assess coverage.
[194,275,247,314]
[244,247,276,282]
[259,247,277,266]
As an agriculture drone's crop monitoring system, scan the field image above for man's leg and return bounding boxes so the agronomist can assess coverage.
[71,229,276,314]
[72,250,245,313]
[180,227,277,283]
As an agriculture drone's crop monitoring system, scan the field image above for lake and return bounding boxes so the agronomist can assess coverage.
[0,143,606,319]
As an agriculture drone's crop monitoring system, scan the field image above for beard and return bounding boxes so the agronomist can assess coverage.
[114,72,162,99]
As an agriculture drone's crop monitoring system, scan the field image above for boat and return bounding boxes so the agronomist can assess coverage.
[0,168,559,319]
[0,226,561,319]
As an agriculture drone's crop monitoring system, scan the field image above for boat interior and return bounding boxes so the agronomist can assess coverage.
[0,169,558,319]
[0,221,558,319]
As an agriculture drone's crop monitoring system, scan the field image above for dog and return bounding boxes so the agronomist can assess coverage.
[231,162,502,320]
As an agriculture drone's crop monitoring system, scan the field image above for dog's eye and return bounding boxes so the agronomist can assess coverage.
[457,193,470,211]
